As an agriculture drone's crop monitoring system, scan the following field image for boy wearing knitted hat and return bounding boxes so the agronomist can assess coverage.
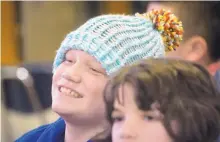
[16,9,183,142]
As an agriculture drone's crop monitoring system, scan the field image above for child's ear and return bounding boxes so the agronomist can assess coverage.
[183,36,208,64]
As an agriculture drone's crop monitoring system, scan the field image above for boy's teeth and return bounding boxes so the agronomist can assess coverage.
[70,91,82,98]
[60,87,82,98]
[67,89,71,94]
[70,91,75,96]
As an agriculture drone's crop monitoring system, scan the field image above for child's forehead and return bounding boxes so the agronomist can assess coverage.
[113,83,155,111]
[114,83,136,104]
[113,95,162,119]
[65,49,102,64]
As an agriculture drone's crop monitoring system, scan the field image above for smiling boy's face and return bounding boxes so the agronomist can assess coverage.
[51,49,109,124]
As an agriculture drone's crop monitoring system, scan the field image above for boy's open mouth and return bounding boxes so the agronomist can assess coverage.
[58,86,83,98]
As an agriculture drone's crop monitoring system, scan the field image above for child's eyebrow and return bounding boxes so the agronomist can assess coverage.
[87,61,106,72]
[65,52,76,59]
[113,103,125,112]
[87,60,98,67]
[150,101,160,110]
[141,109,164,120]
[89,61,103,68]
[112,108,122,112]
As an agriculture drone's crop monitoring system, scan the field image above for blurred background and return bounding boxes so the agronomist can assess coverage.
[1,1,148,141]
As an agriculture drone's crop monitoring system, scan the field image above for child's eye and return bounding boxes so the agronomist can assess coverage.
[112,116,124,122]
[90,67,104,74]
[90,68,99,72]
[143,115,154,121]
[63,59,72,64]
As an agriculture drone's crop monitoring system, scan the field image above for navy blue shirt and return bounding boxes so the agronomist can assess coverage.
[16,117,92,142]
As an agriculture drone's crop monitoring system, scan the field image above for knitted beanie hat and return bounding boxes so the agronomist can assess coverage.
[53,9,183,75]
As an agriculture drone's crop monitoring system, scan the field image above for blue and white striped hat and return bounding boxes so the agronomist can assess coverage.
[53,9,183,75]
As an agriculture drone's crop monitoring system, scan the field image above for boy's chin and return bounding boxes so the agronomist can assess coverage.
[51,103,89,120]
[52,103,78,115]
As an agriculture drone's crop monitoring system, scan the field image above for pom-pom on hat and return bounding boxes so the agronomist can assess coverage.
[53,9,183,75]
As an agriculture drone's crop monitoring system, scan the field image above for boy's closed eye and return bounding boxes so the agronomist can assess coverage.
[88,63,106,75]
[63,59,73,64]
[90,67,103,74]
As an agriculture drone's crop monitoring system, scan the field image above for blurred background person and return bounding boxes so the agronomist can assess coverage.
[147,1,220,90]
